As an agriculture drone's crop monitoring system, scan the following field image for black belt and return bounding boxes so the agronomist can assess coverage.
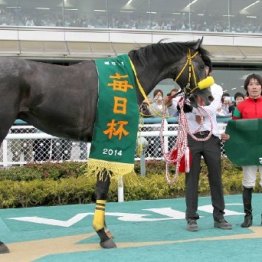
[194,130,210,136]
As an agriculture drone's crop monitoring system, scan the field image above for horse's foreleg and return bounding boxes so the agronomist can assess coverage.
[93,171,116,248]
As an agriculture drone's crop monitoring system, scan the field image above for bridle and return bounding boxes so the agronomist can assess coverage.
[174,49,205,96]
[129,48,212,104]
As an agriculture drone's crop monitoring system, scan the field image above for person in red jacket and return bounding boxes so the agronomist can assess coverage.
[232,73,262,227]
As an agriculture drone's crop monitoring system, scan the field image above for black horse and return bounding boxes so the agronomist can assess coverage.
[0,38,213,252]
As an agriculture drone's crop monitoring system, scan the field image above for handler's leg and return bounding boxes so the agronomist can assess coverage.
[92,171,116,248]
[185,136,202,231]
[203,136,231,229]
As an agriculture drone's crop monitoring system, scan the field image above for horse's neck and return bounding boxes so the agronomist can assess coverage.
[129,51,178,101]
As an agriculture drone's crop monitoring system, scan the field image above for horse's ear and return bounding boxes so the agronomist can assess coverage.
[193,37,204,50]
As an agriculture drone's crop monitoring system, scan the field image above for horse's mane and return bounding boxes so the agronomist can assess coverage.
[128,40,210,62]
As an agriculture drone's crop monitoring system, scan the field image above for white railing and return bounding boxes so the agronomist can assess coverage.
[0,121,227,167]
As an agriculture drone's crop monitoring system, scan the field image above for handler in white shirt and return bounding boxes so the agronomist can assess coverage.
[171,81,232,232]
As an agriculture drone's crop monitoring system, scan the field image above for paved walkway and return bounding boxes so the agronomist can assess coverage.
[0,194,261,261]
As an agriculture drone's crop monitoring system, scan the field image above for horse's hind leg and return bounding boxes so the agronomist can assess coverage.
[0,241,9,254]
[92,171,116,248]
[0,111,18,254]
[0,126,12,254]
[0,120,13,254]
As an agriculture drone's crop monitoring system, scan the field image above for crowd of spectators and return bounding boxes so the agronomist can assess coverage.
[0,7,261,34]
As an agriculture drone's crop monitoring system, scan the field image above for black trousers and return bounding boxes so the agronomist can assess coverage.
[185,134,225,221]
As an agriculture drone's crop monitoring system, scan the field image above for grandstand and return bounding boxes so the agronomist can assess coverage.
[0,0,261,95]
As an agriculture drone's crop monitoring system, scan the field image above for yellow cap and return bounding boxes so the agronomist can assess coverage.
[197,76,215,89]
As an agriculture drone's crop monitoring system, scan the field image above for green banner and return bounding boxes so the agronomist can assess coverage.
[224,119,262,166]
[88,55,139,176]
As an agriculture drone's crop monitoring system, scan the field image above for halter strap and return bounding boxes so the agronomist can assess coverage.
[175,49,199,95]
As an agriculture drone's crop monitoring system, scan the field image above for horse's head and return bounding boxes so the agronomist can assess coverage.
[169,38,214,107]
[128,38,214,106]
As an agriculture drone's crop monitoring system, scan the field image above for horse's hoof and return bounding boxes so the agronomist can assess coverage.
[100,238,117,249]
[0,241,10,254]
[105,230,114,239]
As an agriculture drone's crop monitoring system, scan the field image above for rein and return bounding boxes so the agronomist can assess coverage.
[161,99,213,185]
[161,97,189,184]
[130,50,214,184]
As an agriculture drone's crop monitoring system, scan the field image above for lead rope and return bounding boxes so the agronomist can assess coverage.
[161,100,213,185]
[160,97,187,184]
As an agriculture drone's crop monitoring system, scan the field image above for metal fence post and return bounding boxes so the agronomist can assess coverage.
[118,176,124,202]
[140,151,146,176]
[138,136,148,176]
[2,139,8,167]
[163,119,169,154]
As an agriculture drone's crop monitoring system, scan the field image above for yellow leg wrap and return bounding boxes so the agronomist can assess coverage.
[93,200,106,232]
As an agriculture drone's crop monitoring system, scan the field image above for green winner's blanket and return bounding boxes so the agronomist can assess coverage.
[224,119,262,166]
[88,54,139,177]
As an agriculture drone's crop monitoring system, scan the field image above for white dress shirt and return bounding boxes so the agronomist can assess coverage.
[172,83,223,137]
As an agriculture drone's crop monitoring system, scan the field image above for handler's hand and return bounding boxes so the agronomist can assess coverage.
[221,133,230,141]
[177,103,193,113]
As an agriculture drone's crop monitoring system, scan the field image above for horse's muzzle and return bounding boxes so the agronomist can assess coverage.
[189,88,213,108]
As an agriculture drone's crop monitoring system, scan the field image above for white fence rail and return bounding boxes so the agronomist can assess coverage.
[0,122,227,167]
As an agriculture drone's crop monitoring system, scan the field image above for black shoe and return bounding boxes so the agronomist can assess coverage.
[186,219,198,232]
[214,218,232,230]
[241,214,253,228]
